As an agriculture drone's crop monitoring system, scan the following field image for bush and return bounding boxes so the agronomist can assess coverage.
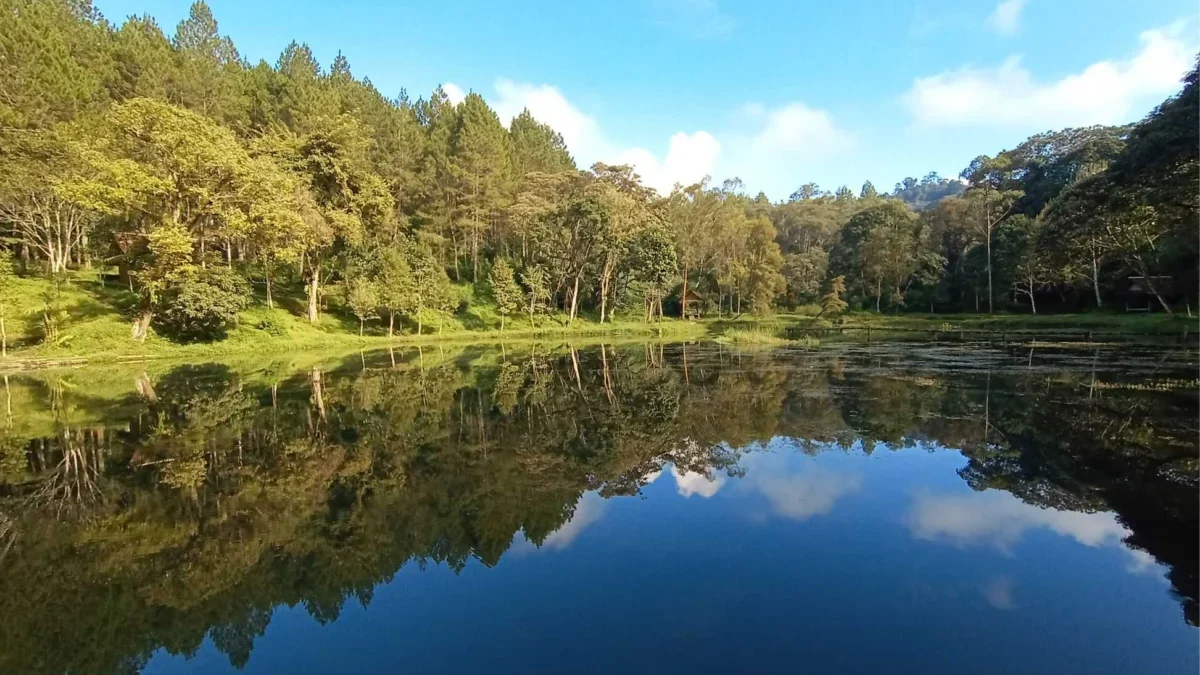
[155,268,251,342]
[256,316,289,337]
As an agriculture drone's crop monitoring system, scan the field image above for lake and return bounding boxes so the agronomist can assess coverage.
[0,339,1196,674]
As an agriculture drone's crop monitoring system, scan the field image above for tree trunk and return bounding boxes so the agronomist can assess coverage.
[310,368,325,420]
[131,311,153,342]
[985,223,994,314]
[568,275,580,325]
[1091,249,1103,308]
[388,311,395,338]
[875,278,882,313]
[472,227,479,284]
[417,315,423,334]
[307,266,320,323]
[680,263,689,318]
[358,317,363,336]
[500,314,505,332]
[1,314,6,358]
[1139,272,1173,313]
[265,265,274,310]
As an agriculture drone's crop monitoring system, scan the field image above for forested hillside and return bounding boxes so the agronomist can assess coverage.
[0,1,1195,351]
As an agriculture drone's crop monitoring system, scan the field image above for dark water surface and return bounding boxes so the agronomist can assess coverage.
[0,340,1196,674]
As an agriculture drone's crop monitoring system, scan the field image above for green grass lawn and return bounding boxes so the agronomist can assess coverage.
[0,271,709,366]
[2,271,1192,368]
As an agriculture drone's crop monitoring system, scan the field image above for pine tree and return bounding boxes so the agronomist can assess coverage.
[509,109,574,179]
[819,275,849,317]
[450,93,510,283]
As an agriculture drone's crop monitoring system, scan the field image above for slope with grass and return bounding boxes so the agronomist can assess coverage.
[0,271,709,367]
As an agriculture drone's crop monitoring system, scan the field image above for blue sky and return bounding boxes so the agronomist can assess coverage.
[95,0,1197,199]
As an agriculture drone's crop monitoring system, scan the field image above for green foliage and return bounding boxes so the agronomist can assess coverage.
[155,266,251,342]
[343,275,378,335]
[820,275,849,317]
[487,258,522,330]
[0,0,1192,359]
[520,266,550,326]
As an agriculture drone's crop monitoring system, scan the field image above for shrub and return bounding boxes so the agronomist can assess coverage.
[155,267,251,342]
[256,316,289,337]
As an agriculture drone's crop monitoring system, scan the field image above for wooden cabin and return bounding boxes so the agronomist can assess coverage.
[1123,276,1173,312]
[680,289,704,319]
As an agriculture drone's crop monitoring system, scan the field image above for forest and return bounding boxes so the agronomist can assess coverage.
[0,0,1197,350]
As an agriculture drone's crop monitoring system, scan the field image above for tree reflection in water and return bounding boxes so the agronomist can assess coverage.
[0,340,1194,674]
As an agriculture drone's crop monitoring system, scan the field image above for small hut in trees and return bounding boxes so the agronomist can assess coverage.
[680,289,703,319]
[1123,276,1174,312]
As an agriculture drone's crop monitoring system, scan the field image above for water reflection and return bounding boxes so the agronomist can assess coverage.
[0,341,1194,674]
[740,452,862,521]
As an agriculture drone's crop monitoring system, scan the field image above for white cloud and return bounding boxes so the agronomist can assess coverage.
[747,102,853,158]
[905,22,1195,129]
[981,576,1016,609]
[741,456,862,521]
[488,78,720,194]
[540,491,607,550]
[671,465,725,498]
[441,82,466,106]
[617,132,722,194]
[485,78,845,197]
[724,102,855,198]
[492,79,603,159]
[907,489,1166,577]
[651,0,734,40]
[988,0,1026,36]
[908,489,1128,551]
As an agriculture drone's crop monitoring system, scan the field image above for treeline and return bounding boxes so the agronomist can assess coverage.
[0,1,1196,345]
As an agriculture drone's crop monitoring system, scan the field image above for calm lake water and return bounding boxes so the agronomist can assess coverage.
[0,339,1196,674]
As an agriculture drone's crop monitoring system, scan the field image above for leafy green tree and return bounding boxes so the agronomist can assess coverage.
[156,266,251,341]
[782,248,828,306]
[819,275,848,317]
[409,242,455,333]
[488,258,522,331]
[741,215,786,313]
[130,223,195,339]
[624,226,677,322]
[260,116,393,323]
[0,124,96,273]
[376,245,419,337]
[1000,217,1050,314]
[61,98,257,268]
[344,275,378,335]
[960,155,1023,313]
[520,266,550,327]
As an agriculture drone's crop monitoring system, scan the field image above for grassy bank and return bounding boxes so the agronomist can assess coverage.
[0,271,708,368]
[2,272,1192,369]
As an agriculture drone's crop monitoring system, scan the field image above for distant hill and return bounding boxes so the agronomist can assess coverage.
[892,173,966,211]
